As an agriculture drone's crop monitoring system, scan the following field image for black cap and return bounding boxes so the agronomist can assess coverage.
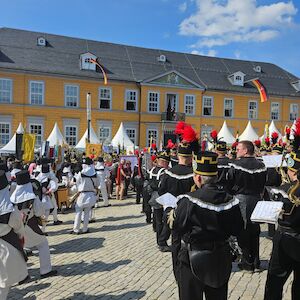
[193,151,218,176]
[42,164,50,173]
[0,170,9,190]
[178,142,193,156]
[13,161,22,170]
[157,150,170,162]
[272,144,283,154]
[98,157,104,162]
[216,141,227,153]
[0,162,8,173]
[16,170,31,185]
[82,157,93,165]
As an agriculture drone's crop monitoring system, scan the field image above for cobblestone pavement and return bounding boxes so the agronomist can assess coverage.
[9,195,293,300]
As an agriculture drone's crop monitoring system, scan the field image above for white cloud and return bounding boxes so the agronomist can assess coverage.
[179,0,297,47]
[179,2,188,12]
[191,49,218,56]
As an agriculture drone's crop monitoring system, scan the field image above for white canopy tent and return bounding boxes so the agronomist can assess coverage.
[75,126,100,150]
[111,122,134,148]
[269,120,282,138]
[0,123,24,154]
[218,121,235,144]
[239,121,259,141]
[47,122,67,147]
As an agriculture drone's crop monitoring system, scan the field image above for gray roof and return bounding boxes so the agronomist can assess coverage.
[0,27,299,97]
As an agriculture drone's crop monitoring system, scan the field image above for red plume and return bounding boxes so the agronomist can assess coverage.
[285,126,291,135]
[210,130,218,140]
[134,150,139,156]
[271,132,279,139]
[232,141,238,149]
[151,143,157,150]
[174,121,186,135]
[166,139,174,149]
[151,155,157,162]
[182,125,197,143]
[292,118,300,151]
[254,140,261,147]
[265,137,270,146]
[143,147,148,152]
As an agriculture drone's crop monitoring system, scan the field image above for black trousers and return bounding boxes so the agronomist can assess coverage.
[154,208,171,246]
[178,248,228,300]
[135,181,143,204]
[264,232,300,300]
[142,186,152,223]
[237,222,260,267]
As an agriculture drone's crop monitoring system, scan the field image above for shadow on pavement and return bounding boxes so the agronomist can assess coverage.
[98,223,147,232]
[10,283,51,299]
[97,214,144,222]
[55,259,132,276]
[50,237,105,254]
[64,290,146,299]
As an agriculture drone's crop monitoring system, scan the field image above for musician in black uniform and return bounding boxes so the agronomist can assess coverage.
[147,150,171,252]
[226,140,267,272]
[159,142,195,281]
[215,141,231,187]
[170,148,179,168]
[173,151,243,300]
[264,130,300,300]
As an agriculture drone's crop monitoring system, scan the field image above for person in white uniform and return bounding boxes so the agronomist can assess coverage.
[71,157,99,234]
[95,157,110,207]
[10,170,57,278]
[0,170,28,300]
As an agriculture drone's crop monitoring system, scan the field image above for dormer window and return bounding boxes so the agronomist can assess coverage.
[254,65,262,73]
[228,71,245,86]
[291,80,300,92]
[80,52,97,71]
[37,37,46,46]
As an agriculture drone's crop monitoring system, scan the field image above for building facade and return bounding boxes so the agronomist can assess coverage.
[0,28,299,149]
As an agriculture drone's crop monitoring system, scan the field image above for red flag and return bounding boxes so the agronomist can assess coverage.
[252,79,268,103]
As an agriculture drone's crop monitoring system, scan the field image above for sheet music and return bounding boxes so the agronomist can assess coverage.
[156,193,178,209]
[262,155,287,168]
[250,201,283,224]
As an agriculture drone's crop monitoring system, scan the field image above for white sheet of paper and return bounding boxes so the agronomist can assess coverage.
[262,155,287,168]
[250,201,284,224]
[156,193,178,209]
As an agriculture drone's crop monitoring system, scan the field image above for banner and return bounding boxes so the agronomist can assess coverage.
[22,134,36,162]
[86,143,102,159]
[16,133,23,160]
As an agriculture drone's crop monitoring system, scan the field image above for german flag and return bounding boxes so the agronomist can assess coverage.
[89,58,108,85]
[252,78,268,103]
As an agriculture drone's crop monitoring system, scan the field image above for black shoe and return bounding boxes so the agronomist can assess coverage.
[89,219,96,223]
[19,275,31,285]
[53,220,63,225]
[158,245,172,252]
[238,262,254,273]
[40,270,58,279]
[69,230,80,235]
[103,204,112,207]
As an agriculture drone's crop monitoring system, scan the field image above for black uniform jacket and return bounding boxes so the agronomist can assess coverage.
[217,156,231,187]
[158,164,194,197]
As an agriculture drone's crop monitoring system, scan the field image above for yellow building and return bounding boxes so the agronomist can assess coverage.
[0,28,299,149]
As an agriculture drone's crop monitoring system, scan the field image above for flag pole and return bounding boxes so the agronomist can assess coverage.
[87,92,91,144]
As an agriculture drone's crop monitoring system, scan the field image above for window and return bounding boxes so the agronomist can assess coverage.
[148,92,159,113]
[99,127,111,144]
[184,95,195,115]
[65,85,79,107]
[126,128,136,144]
[65,126,77,146]
[0,79,12,103]
[224,98,233,118]
[290,104,299,121]
[29,124,43,147]
[0,123,10,146]
[248,101,258,119]
[147,129,158,147]
[125,90,138,111]
[271,102,280,120]
[202,96,213,116]
[29,81,44,105]
[99,87,112,109]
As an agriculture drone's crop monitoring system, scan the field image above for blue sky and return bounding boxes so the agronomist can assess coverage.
[1,0,300,77]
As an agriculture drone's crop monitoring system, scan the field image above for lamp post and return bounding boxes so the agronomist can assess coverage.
[87,92,91,143]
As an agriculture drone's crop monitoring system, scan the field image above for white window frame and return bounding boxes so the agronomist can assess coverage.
[248,100,258,119]
[29,80,44,105]
[224,98,234,118]
[64,84,79,108]
[0,78,13,103]
[125,89,138,112]
[99,87,112,110]
[64,125,78,147]
[126,128,137,145]
[202,96,213,116]
[147,91,160,113]
[29,123,43,147]
[290,103,299,121]
[0,121,11,147]
[271,102,280,120]
[184,94,195,115]
[146,128,159,147]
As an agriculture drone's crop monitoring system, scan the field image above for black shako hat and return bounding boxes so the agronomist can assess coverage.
[0,170,9,190]
[157,150,170,162]
[177,142,193,156]
[216,141,227,153]
[193,151,218,176]
[42,164,50,173]
[16,170,31,185]
[82,157,93,165]
[0,162,8,173]
[272,144,284,154]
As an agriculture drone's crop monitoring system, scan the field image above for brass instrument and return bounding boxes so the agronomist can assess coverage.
[276,151,291,185]
[284,174,300,216]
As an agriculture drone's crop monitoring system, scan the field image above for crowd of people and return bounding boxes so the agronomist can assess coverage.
[1,119,300,300]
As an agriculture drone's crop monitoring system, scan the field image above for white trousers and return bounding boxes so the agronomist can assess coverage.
[42,209,50,233]
[100,185,109,206]
[37,239,52,275]
[0,286,9,300]
[74,207,90,233]
[50,195,59,222]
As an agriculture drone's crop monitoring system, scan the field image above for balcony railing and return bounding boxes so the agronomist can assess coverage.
[161,112,185,122]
